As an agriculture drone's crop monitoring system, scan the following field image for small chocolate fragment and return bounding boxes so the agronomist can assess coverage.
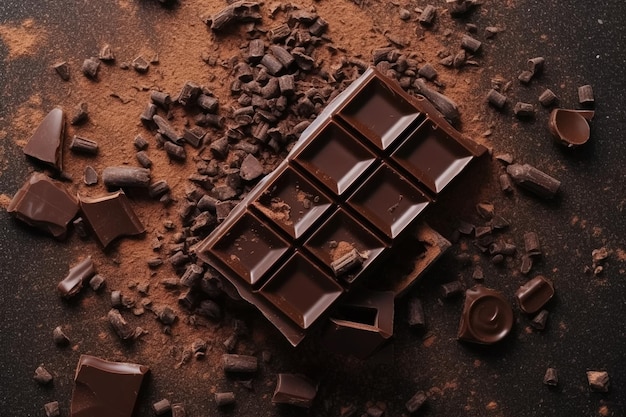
[215,392,236,407]
[543,368,558,386]
[586,371,609,392]
[89,274,106,291]
[197,94,219,113]
[180,264,203,287]
[102,166,151,188]
[153,399,171,415]
[183,127,205,148]
[70,136,99,155]
[23,108,65,171]
[418,5,436,25]
[440,281,463,298]
[54,62,70,81]
[506,164,560,199]
[418,63,438,81]
[171,403,186,417]
[538,88,557,107]
[513,102,535,118]
[98,44,115,62]
[206,1,262,31]
[150,91,171,109]
[156,306,177,325]
[405,390,427,413]
[131,55,149,73]
[472,265,484,280]
[44,401,60,417]
[70,355,149,417]
[269,45,295,68]
[487,89,507,109]
[515,275,555,314]
[248,39,265,64]
[140,103,157,129]
[8,173,78,239]
[531,309,549,330]
[153,115,183,144]
[272,374,317,408]
[260,54,284,76]
[79,191,145,247]
[70,102,89,125]
[407,297,425,329]
[461,35,481,53]
[523,231,542,256]
[578,85,594,106]
[107,308,135,340]
[520,254,533,275]
[34,365,53,384]
[222,354,258,373]
[58,257,95,298]
[135,151,152,168]
[528,57,545,75]
[330,248,364,277]
[413,78,459,123]
[148,180,170,199]
[82,57,100,79]
[458,285,514,344]
[53,326,70,346]
[499,173,514,193]
[176,81,201,107]
[164,141,186,161]
[518,70,534,84]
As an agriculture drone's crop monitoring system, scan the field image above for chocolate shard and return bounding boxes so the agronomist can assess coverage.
[34,365,53,384]
[272,374,317,408]
[8,172,78,239]
[57,257,96,298]
[413,78,460,123]
[205,1,262,31]
[44,401,60,417]
[458,285,514,344]
[330,248,364,277]
[107,308,136,340]
[54,62,70,81]
[23,108,65,170]
[405,390,427,413]
[53,326,70,346]
[79,191,145,248]
[70,355,149,417]
[215,392,236,407]
[586,370,609,392]
[102,166,151,188]
[515,275,554,314]
[222,354,258,373]
[506,163,561,199]
[543,368,558,387]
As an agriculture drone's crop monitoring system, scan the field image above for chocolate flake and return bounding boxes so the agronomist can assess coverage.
[57,257,96,298]
[23,108,65,170]
[272,374,317,408]
[8,173,78,239]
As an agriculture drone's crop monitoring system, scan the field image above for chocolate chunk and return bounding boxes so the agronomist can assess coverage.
[440,281,463,298]
[499,173,514,193]
[543,368,558,386]
[52,326,70,346]
[487,89,507,109]
[102,166,151,188]
[176,81,201,107]
[578,85,595,106]
[108,308,136,340]
[586,371,609,392]
[261,54,284,75]
[506,164,560,198]
[515,275,554,314]
[472,265,484,280]
[518,70,534,84]
[70,136,99,155]
[523,231,542,256]
[131,55,149,73]
[81,57,100,79]
[135,151,152,168]
[183,127,206,148]
[458,286,514,344]
[405,390,427,413]
[531,309,549,330]
[79,191,145,247]
[418,63,438,80]
[407,297,425,329]
[206,1,261,31]
[89,274,106,291]
[23,108,65,170]
[418,5,436,25]
[153,399,171,415]
[34,365,53,384]
[150,90,171,109]
[44,401,60,417]
[70,102,89,125]
[272,374,317,408]
[239,154,264,181]
[330,248,364,277]
[215,392,236,407]
[248,39,265,64]
[197,94,219,113]
[461,35,481,53]
[171,403,185,417]
[156,306,177,324]
[520,254,533,275]
[54,62,70,81]
[528,57,545,75]
[180,264,204,287]
[8,173,78,239]
[70,355,149,417]
[413,78,460,123]
[269,45,295,68]
[164,141,186,161]
[98,44,115,61]
[140,103,157,129]
[57,257,96,298]
[222,354,258,373]
[153,115,183,144]
[148,179,170,198]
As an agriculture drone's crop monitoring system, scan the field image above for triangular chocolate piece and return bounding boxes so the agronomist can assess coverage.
[23,108,65,170]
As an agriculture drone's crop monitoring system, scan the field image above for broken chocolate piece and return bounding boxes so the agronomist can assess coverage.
[153,399,171,415]
[70,102,89,125]
[132,55,149,73]
[8,173,78,239]
[34,365,53,384]
[418,5,436,25]
[487,89,507,109]
[543,368,558,386]
[222,354,258,373]
[98,44,115,62]
[548,108,594,147]
[531,309,549,330]
[79,191,145,247]
[513,102,535,118]
[107,308,136,340]
[586,370,609,392]
[206,1,262,31]
[523,231,541,256]
[413,78,459,123]
[440,281,463,298]
[54,62,70,81]
[578,85,595,106]
[23,108,65,170]
[70,355,149,417]
[57,257,96,298]
[81,57,100,79]
[44,401,60,417]
[70,136,99,155]
[215,392,235,407]
[405,390,427,413]
[515,275,555,314]
[407,297,425,329]
[539,89,558,107]
[458,285,514,344]
[53,326,70,346]
[460,34,481,53]
[330,248,364,277]
[506,164,560,199]
[102,166,151,188]
[272,374,317,408]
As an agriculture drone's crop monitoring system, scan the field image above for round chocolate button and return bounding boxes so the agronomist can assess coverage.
[467,292,514,344]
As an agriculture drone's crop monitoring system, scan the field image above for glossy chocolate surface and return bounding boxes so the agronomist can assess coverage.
[71,355,149,417]
[272,373,317,408]
[57,257,95,298]
[8,172,78,239]
[458,286,514,344]
[197,68,484,346]
[23,108,65,170]
[515,275,555,314]
[548,109,594,147]
[79,191,145,248]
